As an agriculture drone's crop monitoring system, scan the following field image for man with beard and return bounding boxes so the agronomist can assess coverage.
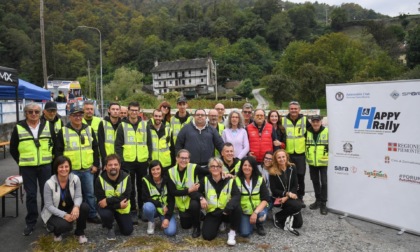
[119,106,128,119]
[95,154,133,240]
[82,100,101,137]
[98,103,121,166]
[147,110,173,170]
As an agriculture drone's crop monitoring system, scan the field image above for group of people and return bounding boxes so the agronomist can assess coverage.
[9,97,328,245]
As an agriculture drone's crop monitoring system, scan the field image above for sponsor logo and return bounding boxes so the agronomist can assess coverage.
[354,107,400,134]
[335,92,344,101]
[399,174,420,184]
[390,90,399,100]
[385,156,390,164]
[351,166,358,173]
[364,170,388,179]
[0,72,13,82]
[334,165,350,175]
[388,142,420,154]
[345,92,370,99]
[334,141,360,159]
[402,92,420,96]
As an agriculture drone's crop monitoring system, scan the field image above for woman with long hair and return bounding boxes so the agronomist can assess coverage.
[142,160,176,236]
[235,156,270,237]
[41,156,89,244]
[222,110,249,159]
[269,149,302,234]
[157,101,172,124]
[267,110,286,150]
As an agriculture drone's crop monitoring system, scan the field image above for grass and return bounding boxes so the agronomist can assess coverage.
[32,234,96,252]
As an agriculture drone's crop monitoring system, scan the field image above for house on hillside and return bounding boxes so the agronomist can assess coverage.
[150,55,216,98]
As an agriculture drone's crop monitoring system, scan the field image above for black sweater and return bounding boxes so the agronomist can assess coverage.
[141,175,175,220]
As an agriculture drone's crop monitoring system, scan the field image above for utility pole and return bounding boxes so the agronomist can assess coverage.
[87,60,91,98]
[214,60,218,101]
[40,0,48,89]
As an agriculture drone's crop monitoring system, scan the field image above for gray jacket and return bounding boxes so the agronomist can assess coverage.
[41,173,82,223]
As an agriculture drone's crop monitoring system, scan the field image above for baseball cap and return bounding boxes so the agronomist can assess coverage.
[311,115,323,121]
[177,97,187,103]
[44,101,57,110]
[69,107,84,115]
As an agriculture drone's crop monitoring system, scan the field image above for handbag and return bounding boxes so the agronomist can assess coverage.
[5,175,23,186]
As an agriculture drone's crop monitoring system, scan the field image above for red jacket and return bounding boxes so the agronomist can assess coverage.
[247,122,273,162]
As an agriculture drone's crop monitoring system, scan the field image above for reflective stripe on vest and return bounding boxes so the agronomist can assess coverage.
[283,116,306,154]
[83,117,101,136]
[121,121,148,162]
[62,126,94,170]
[99,176,131,214]
[306,128,329,166]
[222,160,241,175]
[17,123,52,166]
[235,176,263,215]
[103,120,116,156]
[170,116,192,144]
[143,178,168,215]
[168,163,197,212]
[54,120,63,134]
[204,177,233,213]
[151,126,172,167]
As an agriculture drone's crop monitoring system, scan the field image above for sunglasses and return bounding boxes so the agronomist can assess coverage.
[242,111,252,114]
[162,106,171,109]
[27,110,41,114]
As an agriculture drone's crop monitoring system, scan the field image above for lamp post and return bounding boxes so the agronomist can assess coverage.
[77,25,103,116]
[214,60,218,101]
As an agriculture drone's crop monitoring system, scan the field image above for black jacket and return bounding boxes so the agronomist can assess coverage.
[269,165,298,198]
[95,170,132,210]
[114,117,152,163]
[141,175,175,220]
[10,118,56,165]
[175,121,224,165]
[194,175,240,216]
[55,122,100,168]
[234,175,271,203]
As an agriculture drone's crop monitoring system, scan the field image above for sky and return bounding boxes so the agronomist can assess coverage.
[286,0,419,17]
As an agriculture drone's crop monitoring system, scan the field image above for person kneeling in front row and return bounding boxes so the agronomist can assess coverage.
[95,154,133,240]
[142,160,177,236]
[194,157,241,246]
[41,156,89,244]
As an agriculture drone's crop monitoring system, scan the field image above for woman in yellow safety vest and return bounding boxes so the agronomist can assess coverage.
[195,157,241,246]
[235,156,270,237]
[141,160,176,236]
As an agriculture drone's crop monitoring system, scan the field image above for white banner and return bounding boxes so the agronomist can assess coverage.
[326,80,420,234]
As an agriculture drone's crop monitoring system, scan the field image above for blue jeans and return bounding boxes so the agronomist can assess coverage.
[143,202,177,236]
[239,207,268,237]
[72,170,97,218]
[21,164,51,227]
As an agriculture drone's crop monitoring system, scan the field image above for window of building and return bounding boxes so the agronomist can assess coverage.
[159,81,161,85]
[201,78,204,82]
[169,72,172,76]
[182,80,185,85]
[170,81,172,84]
[159,73,161,77]
[188,70,191,74]
[201,69,203,73]
[189,79,191,83]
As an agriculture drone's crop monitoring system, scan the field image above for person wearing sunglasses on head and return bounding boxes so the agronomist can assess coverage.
[157,101,172,125]
[10,102,57,236]
[282,101,311,208]
[55,107,101,224]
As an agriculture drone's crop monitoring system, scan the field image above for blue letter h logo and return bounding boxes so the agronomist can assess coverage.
[354,107,375,129]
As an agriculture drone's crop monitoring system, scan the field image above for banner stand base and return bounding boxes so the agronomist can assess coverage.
[339,213,348,219]
[397,229,406,235]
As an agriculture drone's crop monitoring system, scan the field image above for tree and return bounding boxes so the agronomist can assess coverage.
[266,12,293,50]
[330,7,348,31]
[260,74,295,106]
[234,78,253,98]
[406,26,420,69]
[287,4,317,41]
[103,67,144,102]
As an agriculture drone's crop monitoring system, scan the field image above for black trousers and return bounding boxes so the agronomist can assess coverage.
[309,165,328,202]
[202,207,242,241]
[289,154,306,199]
[46,202,89,236]
[122,161,148,212]
[97,207,133,236]
[179,200,201,229]
[273,198,302,222]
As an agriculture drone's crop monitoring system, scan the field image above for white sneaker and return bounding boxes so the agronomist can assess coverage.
[219,222,226,232]
[147,221,155,235]
[78,235,88,244]
[53,235,62,242]
[227,230,236,246]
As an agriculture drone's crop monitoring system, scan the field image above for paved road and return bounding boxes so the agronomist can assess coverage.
[252,88,269,109]
[0,154,419,251]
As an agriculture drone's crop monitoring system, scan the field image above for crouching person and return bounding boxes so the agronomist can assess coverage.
[142,160,177,236]
[41,156,89,244]
[195,157,241,246]
[95,154,133,240]
[235,156,269,237]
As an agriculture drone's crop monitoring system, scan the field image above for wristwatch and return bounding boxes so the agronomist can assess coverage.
[199,196,204,201]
